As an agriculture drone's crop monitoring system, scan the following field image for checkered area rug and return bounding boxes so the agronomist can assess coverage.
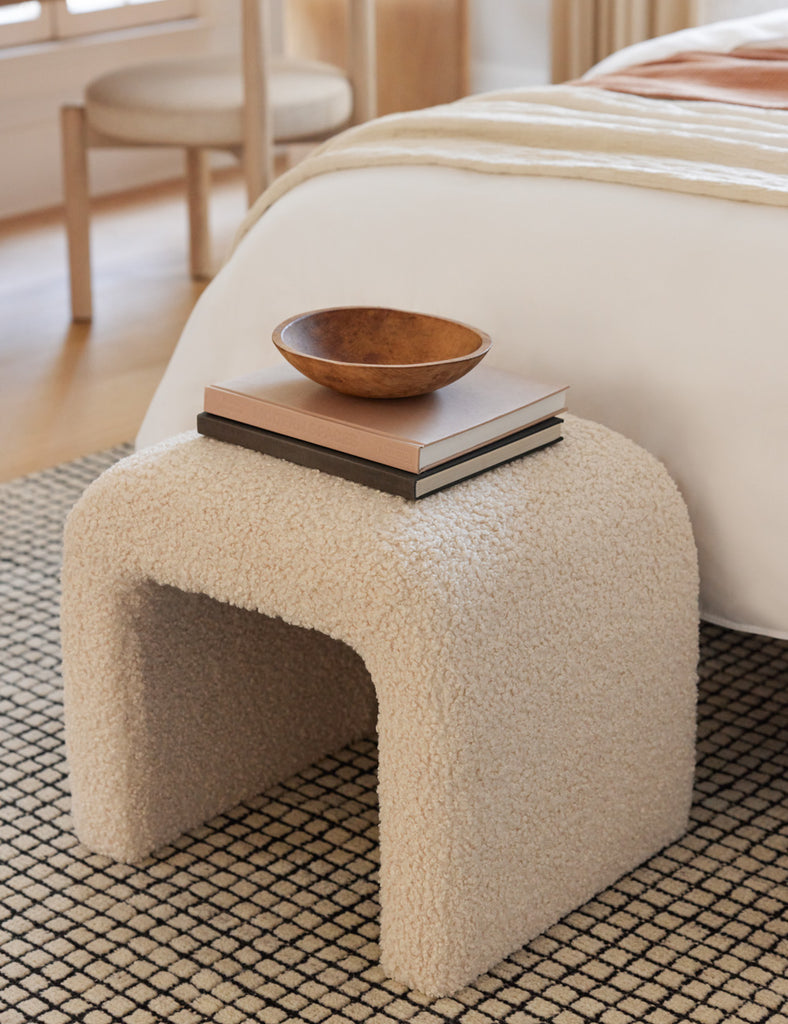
[1,449,787,1024]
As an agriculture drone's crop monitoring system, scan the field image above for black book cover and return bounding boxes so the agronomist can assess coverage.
[196,412,563,500]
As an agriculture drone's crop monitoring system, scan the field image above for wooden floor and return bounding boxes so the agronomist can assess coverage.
[0,173,248,483]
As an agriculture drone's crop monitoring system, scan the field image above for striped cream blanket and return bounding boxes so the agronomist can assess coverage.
[235,80,788,248]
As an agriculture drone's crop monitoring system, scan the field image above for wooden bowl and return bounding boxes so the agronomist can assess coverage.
[272,306,491,398]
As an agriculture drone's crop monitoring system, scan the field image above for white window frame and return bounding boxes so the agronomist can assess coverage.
[0,0,196,48]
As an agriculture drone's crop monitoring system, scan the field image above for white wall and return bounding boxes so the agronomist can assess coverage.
[698,0,788,19]
[470,0,551,92]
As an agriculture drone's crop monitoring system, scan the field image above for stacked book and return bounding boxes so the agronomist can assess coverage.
[197,364,568,500]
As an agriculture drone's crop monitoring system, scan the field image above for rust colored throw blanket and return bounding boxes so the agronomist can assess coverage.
[583,44,788,109]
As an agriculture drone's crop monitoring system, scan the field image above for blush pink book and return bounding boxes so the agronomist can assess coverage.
[204,364,568,473]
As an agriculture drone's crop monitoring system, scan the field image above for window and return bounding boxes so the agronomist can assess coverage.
[0,0,196,48]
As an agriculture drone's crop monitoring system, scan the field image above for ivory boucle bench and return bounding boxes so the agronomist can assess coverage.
[61,415,699,996]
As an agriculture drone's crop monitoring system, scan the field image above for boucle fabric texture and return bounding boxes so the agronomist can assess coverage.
[61,416,699,996]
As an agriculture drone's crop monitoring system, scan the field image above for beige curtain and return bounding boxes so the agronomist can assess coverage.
[551,0,698,82]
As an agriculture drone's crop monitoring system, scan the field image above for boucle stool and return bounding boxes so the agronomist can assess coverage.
[61,415,699,997]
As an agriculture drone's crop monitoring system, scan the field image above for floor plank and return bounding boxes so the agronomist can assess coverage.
[0,172,248,482]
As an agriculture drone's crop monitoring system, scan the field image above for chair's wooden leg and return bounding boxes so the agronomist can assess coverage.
[61,105,92,322]
[348,0,378,123]
[241,0,274,205]
[186,147,212,280]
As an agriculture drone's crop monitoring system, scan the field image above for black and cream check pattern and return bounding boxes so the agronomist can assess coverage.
[1,449,787,1024]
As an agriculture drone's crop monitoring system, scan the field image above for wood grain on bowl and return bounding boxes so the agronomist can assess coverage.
[272,307,491,398]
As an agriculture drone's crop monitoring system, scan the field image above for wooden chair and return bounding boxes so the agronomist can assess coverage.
[61,0,376,321]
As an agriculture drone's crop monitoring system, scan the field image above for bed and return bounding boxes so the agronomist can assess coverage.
[136,10,788,641]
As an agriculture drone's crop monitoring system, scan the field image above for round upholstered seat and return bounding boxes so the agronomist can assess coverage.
[85,54,353,147]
